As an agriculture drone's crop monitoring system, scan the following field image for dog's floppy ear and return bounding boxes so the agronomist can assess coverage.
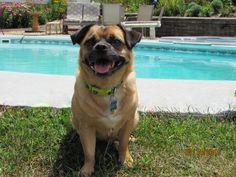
[117,25,142,50]
[70,24,94,45]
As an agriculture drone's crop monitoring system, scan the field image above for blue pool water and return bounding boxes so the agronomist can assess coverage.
[0,38,236,80]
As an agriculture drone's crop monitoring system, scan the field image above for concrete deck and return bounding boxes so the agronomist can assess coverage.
[0,71,235,114]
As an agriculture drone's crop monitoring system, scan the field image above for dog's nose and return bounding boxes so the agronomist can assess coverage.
[94,42,109,51]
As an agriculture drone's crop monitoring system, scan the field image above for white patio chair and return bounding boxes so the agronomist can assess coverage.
[63,2,83,33]
[82,2,101,25]
[102,3,124,25]
[122,5,164,39]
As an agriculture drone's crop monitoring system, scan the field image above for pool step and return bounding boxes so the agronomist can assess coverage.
[1,39,11,44]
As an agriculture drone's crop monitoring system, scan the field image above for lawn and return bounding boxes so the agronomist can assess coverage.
[0,106,236,177]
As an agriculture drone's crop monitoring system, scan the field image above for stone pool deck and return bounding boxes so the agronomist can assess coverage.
[0,71,235,114]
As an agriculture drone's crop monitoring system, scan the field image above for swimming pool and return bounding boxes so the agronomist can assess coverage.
[0,36,236,80]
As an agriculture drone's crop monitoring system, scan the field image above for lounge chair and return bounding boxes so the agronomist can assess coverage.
[0,7,5,35]
[82,2,100,26]
[63,2,83,33]
[63,2,100,33]
[102,3,124,25]
[122,5,164,39]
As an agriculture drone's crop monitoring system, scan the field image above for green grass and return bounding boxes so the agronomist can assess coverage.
[0,107,236,176]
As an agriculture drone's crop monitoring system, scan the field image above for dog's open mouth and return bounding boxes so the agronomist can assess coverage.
[87,58,126,76]
[93,60,113,74]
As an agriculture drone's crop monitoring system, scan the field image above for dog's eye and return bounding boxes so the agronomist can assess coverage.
[85,37,97,48]
[110,39,122,48]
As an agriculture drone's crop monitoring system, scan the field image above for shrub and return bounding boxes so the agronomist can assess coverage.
[96,0,149,12]
[187,2,198,9]
[158,0,186,16]
[220,0,233,6]
[220,7,230,16]
[211,0,223,13]
[1,2,32,28]
[185,0,209,5]
[199,4,213,17]
[46,0,67,22]
[0,1,66,28]
[185,2,202,17]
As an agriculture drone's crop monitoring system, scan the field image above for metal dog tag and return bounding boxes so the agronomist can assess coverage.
[109,95,117,113]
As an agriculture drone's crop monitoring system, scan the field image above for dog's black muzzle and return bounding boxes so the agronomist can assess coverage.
[83,41,128,77]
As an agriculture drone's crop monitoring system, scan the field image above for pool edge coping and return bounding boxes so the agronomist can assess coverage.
[0,71,235,114]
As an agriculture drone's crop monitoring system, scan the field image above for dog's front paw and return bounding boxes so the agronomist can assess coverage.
[79,164,94,177]
[119,151,134,168]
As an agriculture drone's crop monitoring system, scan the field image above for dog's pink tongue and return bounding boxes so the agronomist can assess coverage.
[94,64,111,74]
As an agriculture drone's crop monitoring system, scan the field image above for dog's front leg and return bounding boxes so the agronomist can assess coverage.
[118,118,135,167]
[78,125,96,177]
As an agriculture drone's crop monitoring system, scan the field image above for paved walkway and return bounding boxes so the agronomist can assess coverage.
[0,71,235,114]
[1,25,73,36]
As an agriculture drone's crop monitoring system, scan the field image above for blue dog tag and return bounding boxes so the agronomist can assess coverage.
[109,96,117,113]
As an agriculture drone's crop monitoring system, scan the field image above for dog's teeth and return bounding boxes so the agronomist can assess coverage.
[112,62,115,68]
[90,66,95,71]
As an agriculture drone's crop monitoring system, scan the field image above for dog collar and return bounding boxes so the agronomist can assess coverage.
[86,82,122,96]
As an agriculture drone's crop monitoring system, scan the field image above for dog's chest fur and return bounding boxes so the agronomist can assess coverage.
[97,113,122,138]
[100,113,121,128]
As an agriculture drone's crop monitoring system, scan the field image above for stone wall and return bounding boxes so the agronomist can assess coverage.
[154,17,236,37]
